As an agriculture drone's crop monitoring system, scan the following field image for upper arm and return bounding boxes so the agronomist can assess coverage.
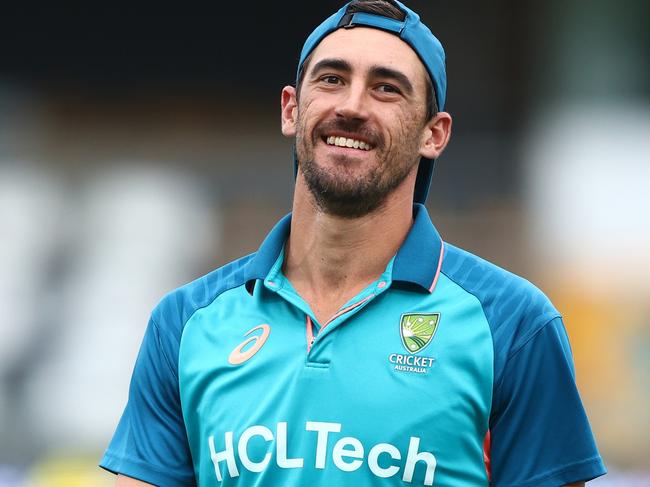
[99,314,196,486]
[489,317,606,486]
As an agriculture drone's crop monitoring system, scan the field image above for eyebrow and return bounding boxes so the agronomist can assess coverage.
[309,58,414,96]
[370,66,414,95]
[310,58,353,77]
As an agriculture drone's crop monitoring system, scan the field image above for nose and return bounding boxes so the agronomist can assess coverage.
[334,83,369,121]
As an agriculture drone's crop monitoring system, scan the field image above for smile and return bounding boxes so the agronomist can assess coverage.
[325,136,372,151]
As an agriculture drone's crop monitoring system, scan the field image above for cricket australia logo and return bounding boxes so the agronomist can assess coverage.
[400,313,439,353]
[389,313,440,374]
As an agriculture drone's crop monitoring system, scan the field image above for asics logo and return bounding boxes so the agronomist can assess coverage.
[228,324,271,365]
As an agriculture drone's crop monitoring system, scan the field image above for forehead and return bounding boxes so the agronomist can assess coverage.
[306,27,428,87]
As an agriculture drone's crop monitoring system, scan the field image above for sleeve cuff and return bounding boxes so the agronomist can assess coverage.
[516,456,607,487]
[99,451,196,487]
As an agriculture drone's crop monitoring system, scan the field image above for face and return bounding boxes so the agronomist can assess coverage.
[283,27,434,218]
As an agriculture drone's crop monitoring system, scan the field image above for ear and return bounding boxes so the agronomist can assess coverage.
[419,112,452,160]
[281,86,298,137]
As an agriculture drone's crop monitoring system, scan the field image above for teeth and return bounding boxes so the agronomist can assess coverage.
[325,136,371,150]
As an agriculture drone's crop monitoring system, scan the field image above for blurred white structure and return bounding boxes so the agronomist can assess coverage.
[0,165,68,451]
[23,163,220,451]
[0,165,67,368]
[525,103,650,295]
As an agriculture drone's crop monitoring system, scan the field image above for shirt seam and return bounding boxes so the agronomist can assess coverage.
[174,287,246,480]
[441,269,563,377]
[440,270,492,334]
[439,270,563,417]
[152,277,251,383]
[439,270,495,431]
[493,315,562,398]
[192,279,251,345]
[506,312,563,360]
[150,316,179,382]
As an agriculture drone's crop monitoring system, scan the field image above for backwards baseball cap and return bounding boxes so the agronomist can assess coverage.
[296,0,447,204]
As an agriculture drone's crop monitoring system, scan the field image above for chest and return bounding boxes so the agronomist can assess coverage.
[178,283,493,486]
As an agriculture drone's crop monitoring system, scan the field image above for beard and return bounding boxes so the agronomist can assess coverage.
[296,115,422,219]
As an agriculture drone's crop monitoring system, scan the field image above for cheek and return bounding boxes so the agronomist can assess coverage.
[297,99,334,141]
[296,99,316,130]
[399,106,426,137]
[382,110,427,156]
[383,109,415,145]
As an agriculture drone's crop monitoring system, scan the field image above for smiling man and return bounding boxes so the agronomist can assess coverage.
[101,1,606,486]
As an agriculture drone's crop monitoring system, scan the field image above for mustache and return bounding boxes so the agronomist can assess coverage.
[313,118,383,148]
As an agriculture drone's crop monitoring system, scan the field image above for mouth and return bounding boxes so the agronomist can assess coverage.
[322,134,373,151]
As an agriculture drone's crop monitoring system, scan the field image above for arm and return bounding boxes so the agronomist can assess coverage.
[490,317,606,485]
[99,314,196,486]
[116,475,155,486]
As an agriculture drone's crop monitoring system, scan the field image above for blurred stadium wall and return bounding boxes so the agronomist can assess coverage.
[0,1,647,485]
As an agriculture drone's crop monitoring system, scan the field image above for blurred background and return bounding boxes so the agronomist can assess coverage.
[0,1,648,485]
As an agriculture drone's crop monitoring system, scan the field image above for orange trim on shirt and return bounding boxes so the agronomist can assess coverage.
[429,242,445,293]
[483,429,492,482]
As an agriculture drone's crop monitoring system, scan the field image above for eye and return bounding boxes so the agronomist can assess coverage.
[320,75,342,85]
[377,84,401,94]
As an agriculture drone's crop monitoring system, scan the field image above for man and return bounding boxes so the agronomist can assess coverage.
[101,1,606,485]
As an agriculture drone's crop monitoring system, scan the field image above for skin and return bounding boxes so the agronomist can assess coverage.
[281,27,451,324]
[115,475,153,486]
[115,26,585,487]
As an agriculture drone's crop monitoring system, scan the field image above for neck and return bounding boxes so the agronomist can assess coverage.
[283,174,415,323]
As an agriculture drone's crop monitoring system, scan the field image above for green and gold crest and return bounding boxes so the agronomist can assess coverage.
[400,313,440,354]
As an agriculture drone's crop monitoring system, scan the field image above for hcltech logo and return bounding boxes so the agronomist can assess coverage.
[389,313,440,374]
[208,421,437,485]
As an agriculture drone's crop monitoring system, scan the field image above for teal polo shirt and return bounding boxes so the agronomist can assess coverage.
[100,204,605,486]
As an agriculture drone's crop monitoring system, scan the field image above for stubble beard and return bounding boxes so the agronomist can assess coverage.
[296,115,422,219]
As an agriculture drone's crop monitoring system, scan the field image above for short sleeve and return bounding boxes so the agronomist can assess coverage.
[490,316,606,486]
[99,315,196,487]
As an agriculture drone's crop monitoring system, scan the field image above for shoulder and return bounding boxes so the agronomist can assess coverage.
[151,253,255,337]
[441,243,561,376]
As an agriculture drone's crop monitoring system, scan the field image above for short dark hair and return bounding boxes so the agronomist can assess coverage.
[296,0,439,120]
[346,0,405,20]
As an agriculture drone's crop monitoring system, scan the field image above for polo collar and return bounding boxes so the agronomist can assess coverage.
[392,203,444,292]
[244,213,292,291]
[244,204,444,294]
